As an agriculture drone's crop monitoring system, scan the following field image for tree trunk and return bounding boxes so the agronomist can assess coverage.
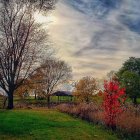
[35,91,37,100]
[71,96,73,102]
[47,95,50,108]
[133,96,137,106]
[7,93,14,109]
[86,97,89,103]
[58,96,59,103]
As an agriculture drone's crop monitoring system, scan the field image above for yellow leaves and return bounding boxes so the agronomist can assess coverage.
[73,76,97,103]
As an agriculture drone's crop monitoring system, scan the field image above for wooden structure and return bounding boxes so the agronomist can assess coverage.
[52,91,73,102]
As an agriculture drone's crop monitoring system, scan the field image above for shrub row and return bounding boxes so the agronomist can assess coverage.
[57,103,140,138]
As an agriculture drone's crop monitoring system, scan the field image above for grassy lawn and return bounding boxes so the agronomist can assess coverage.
[0,109,119,140]
[137,98,140,104]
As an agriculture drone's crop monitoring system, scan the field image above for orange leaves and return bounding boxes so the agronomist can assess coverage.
[73,76,97,103]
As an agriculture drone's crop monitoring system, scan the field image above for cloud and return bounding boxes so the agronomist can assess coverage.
[121,1,140,35]
[66,0,122,18]
[49,0,140,80]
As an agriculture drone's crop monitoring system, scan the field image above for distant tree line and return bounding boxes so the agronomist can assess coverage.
[73,57,140,106]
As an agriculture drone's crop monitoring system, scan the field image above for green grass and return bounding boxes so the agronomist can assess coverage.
[0,109,119,140]
[137,98,140,104]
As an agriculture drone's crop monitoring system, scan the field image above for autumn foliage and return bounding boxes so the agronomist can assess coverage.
[102,80,126,129]
[73,76,97,103]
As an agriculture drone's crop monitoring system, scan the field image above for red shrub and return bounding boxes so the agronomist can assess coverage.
[102,80,126,129]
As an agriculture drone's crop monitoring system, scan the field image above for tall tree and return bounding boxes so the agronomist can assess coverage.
[119,71,140,105]
[117,57,140,105]
[31,58,72,106]
[0,0,55,109]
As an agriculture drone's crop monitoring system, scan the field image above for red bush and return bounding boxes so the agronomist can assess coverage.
[102,80,126,129]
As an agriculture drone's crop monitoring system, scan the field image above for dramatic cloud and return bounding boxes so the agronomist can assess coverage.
[49,0,140,80]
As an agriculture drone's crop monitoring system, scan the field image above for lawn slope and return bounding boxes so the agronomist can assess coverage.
[0,109,119,140]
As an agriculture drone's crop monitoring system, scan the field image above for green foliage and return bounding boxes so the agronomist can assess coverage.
[117,57,140,104]
[117,57,140,75]
[121,71,140,97]
[0,110,119,140]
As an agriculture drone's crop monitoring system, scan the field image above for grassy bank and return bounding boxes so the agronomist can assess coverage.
[0,109,119,140]
[57,103,140,140]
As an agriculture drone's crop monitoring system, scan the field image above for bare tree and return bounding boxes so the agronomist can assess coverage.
[0,0,55,109]
[1,0,56,10]
[31,58,72,106]
[29,0,56,11]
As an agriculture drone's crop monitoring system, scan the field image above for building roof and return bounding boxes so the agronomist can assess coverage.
[52,91,72,96]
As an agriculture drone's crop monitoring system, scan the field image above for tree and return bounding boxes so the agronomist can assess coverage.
[14,79,33,99]
[73,76,97,103]
[32,58,72,106]
[102,80,126,129]
[119,71,140,105]
[117,57,140,105]
[1,0,56,11]
[0,0,55,109]
[27,66,46,100]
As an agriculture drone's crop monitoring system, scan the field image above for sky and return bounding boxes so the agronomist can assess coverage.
[48,0,140,80]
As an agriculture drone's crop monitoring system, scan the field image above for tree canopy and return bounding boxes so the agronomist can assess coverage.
[117,57,140,105]
[73,76,97,103]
